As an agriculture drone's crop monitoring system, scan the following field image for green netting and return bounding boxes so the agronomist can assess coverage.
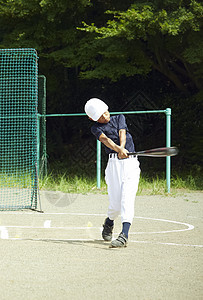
[38,75,47,177]
[0,48,38,210]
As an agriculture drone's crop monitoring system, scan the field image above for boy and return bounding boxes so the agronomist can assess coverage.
[84,98,140,248]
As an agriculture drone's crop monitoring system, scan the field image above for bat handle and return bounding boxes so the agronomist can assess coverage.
[127,152,137,156]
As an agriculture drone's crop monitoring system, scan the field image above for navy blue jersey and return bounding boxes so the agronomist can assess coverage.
[91,114,135,154]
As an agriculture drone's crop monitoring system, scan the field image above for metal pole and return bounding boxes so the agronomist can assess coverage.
[97,140,101,189]
[37,114,40,177]
[42,110,171,191]
[165,108,171,193]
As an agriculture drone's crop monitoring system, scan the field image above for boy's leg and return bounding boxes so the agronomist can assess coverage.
[122,222,131,238]
[105,158,122,221]
[110,158,140,248]
[120,158,140,224]
[102,157,122,241]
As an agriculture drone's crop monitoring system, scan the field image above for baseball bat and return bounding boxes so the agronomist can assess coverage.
[128,147,178,157]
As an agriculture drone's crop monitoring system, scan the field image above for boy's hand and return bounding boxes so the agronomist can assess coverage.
[118,147,129,159]
[99,133,129,158]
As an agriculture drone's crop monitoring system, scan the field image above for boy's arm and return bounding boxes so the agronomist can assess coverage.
[99,131,129,159]
[119,129,126,149]
[118,129,129,159]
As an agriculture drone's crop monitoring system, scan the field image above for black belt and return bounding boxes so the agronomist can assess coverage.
[109,153,136,159]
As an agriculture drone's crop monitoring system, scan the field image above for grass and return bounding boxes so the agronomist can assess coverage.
[39,173,106,194]
[0,172,33,188]
[0,170,201,196]
[39,171,203,196]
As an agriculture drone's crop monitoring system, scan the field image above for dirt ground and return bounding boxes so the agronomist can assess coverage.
[0,190,202,300]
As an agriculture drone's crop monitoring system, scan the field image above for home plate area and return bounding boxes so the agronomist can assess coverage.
[0,212,202,247]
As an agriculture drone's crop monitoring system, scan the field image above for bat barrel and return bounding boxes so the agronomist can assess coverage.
[128,147,178,157]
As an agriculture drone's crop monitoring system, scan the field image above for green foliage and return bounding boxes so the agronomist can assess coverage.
[77,0,203,93]
[0,0,91,49]
[0,0,202,93]
[0,0,202,172]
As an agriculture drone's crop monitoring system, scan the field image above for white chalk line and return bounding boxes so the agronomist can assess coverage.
[4,225,100,229]
[0,213,202,247]
[130,240,203,248]
[0,224,194,234]
[0,214,195,234]
[0,212,107,215]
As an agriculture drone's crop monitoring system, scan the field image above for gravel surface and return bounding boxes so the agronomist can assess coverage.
[0,191,202,300]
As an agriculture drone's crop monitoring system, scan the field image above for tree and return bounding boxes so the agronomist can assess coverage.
[0,0,202,170]
[1,0,202,95]
[0,0,91,51]
[75,0,203,95]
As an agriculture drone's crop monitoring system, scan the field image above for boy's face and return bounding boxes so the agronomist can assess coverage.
[97,111,110,123]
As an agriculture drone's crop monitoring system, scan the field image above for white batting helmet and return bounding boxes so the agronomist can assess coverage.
[84,98,108,121]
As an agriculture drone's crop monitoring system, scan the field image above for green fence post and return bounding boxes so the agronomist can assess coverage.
[165,108,171,193]
[45,110,171,192]
[37,114,41,176]
[97,140,101,189]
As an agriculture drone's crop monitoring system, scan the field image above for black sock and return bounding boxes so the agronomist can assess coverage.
[122,222,131,238]
[105,217,114,227]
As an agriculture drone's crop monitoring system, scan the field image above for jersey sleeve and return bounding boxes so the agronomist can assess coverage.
[117,114,128,131]
[91,124,103,140]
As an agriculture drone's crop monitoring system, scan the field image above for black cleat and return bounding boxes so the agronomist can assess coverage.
[102,218,114,241]
[110,232,128,248]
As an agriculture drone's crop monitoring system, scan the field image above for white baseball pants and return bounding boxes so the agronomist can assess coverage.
[105,154,140,224]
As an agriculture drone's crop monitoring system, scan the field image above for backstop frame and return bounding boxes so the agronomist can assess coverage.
[38,108,172,193]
